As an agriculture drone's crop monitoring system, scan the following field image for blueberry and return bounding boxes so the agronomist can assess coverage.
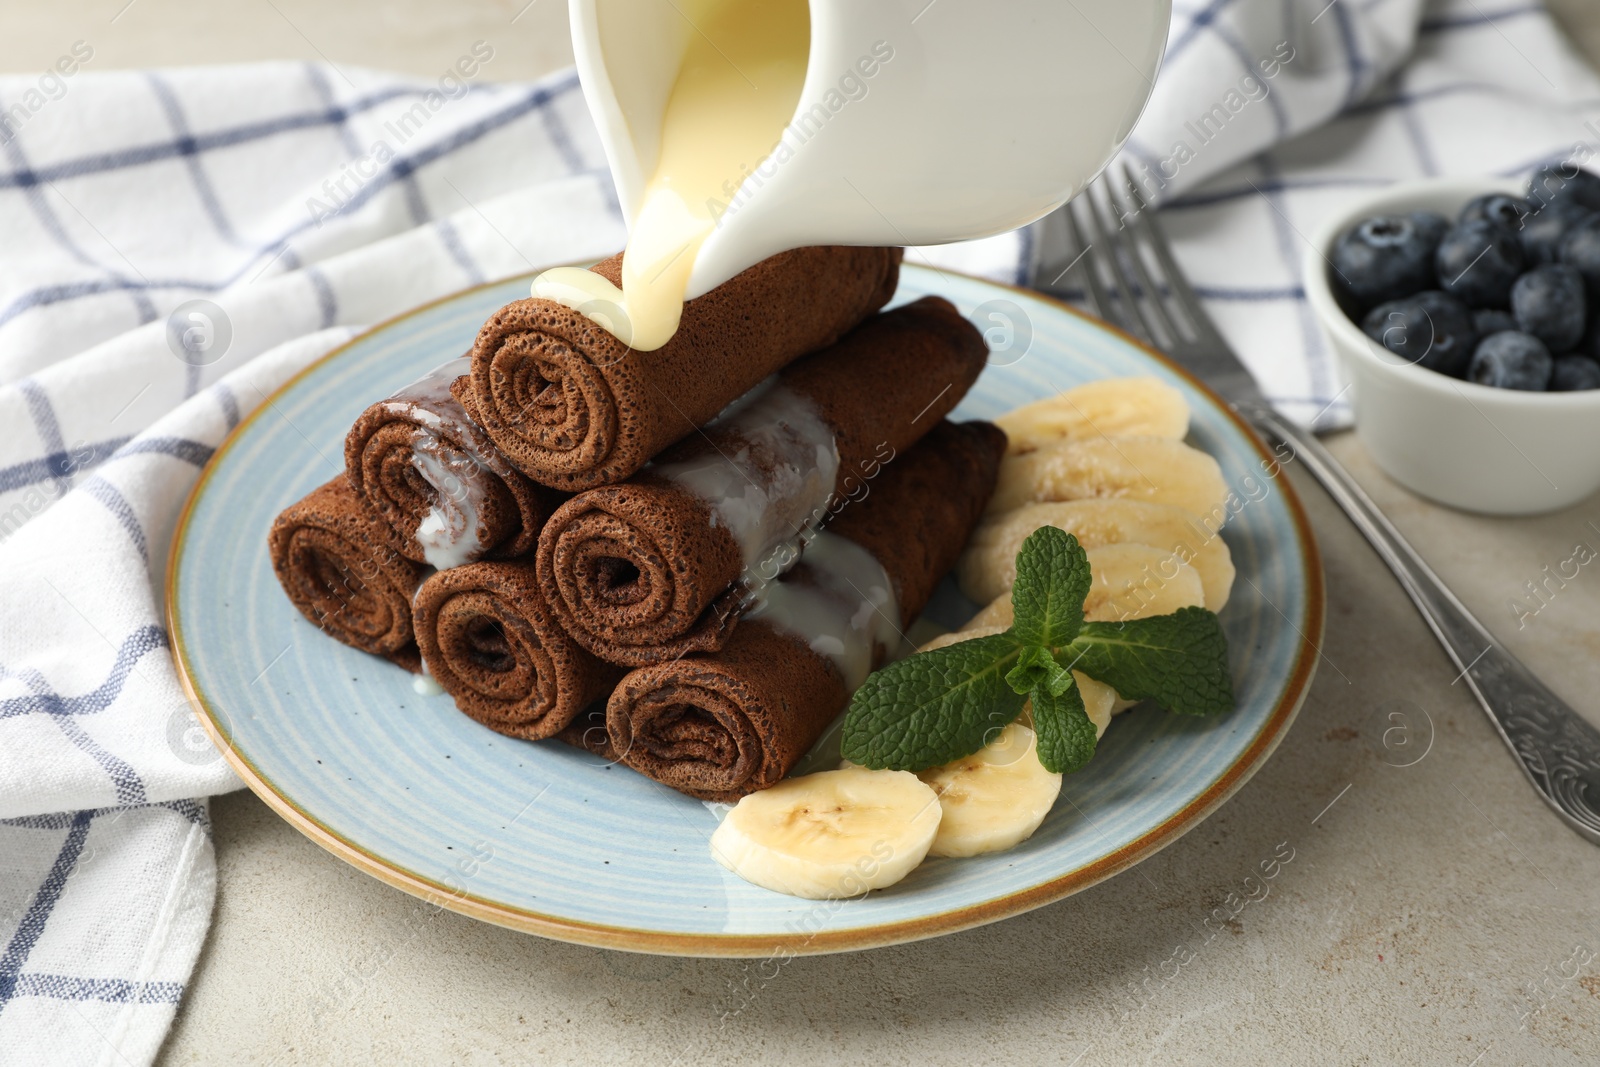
[1473,309,1518,336]
[1550,355,1600,391]
[1460,194,1531,235]
[1560,214,1600,300]
[1436,220,1525,307]
[1519,199,1593,266]
[1362,290,1477,377]
[1511,264,1586,352]
[1330,213,1443,309]
[1469,331,1553,390]
[1527,162,1600,212]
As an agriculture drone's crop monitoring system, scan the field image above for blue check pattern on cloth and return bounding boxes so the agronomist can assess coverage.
[0,2,1597,1061]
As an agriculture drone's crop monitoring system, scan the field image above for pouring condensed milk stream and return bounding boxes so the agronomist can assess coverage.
[533,0,809,350]
[541,0,1168,352]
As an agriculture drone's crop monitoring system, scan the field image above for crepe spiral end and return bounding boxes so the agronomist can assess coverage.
[604,623,849,802]
[412,562,621,739]
[267,478,426,671]
[343,376,554,566]
[536,484,744,666]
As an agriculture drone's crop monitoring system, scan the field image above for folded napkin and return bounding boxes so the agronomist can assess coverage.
[0,62,627,1066]
[0,1,1595,1061]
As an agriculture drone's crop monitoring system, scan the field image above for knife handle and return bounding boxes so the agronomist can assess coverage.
[1239,399,1600,845]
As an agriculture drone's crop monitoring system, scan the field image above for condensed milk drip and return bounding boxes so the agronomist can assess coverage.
[412,672,447,697]
[744,530,901,692]
[531,0,809,350]
[410,436,488,571]
[651,376,839,576]
[381,357,496,571]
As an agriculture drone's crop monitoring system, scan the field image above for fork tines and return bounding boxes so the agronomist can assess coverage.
[1061,163,1227,355]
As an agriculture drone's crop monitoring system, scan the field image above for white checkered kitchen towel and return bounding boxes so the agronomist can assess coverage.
[2,1,1598,1062]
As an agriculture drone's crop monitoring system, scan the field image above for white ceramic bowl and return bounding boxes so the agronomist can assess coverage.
[1303,177,1600,515]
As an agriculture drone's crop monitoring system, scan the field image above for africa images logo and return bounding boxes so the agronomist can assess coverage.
[165,299,233,366]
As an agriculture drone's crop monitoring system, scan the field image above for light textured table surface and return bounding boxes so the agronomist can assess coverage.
[8,3,1600,1065]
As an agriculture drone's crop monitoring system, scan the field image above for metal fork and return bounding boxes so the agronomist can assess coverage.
[1030,162,1600,846]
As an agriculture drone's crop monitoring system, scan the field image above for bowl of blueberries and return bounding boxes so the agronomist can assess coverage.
[1304,164,1600,515]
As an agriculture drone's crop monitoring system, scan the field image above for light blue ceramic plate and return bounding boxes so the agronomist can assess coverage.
[169,265,1323,956]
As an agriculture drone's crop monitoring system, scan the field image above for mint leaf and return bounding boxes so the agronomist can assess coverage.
[1059,607,1233,716]
[1004,644,1073,697]
[841,632,1028,770]
[839,522,1234,777]
[1009,526,1092,649]
[1031,679,1096,773]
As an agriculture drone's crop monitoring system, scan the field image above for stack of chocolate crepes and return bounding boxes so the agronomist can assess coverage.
[268,246,1008,801]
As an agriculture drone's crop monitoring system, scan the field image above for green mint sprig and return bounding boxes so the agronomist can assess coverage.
[840,526,1233,775]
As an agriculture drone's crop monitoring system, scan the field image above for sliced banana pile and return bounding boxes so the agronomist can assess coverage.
[712,377,1240,899]
[713,724,1066,897]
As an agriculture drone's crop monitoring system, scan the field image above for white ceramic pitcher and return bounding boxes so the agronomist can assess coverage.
[569,0,1171,299]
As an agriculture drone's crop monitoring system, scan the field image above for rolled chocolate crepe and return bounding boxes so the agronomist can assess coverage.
[345,358,561,570]
[411,563,622,740]
[268,478,428,671]
[468,245,903,491]
[537,296,987,667]
[602,420,1007,801]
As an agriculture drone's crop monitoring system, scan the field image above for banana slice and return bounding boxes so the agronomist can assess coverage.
[917,722,1061,857]
[989,436,1229,520]
[1080,675,1116,737]
[958,498,1234,611]
[997,377,1189,455]
[710,767,941,899]
[1083,543,1206,623]
[919,624,1117,738]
